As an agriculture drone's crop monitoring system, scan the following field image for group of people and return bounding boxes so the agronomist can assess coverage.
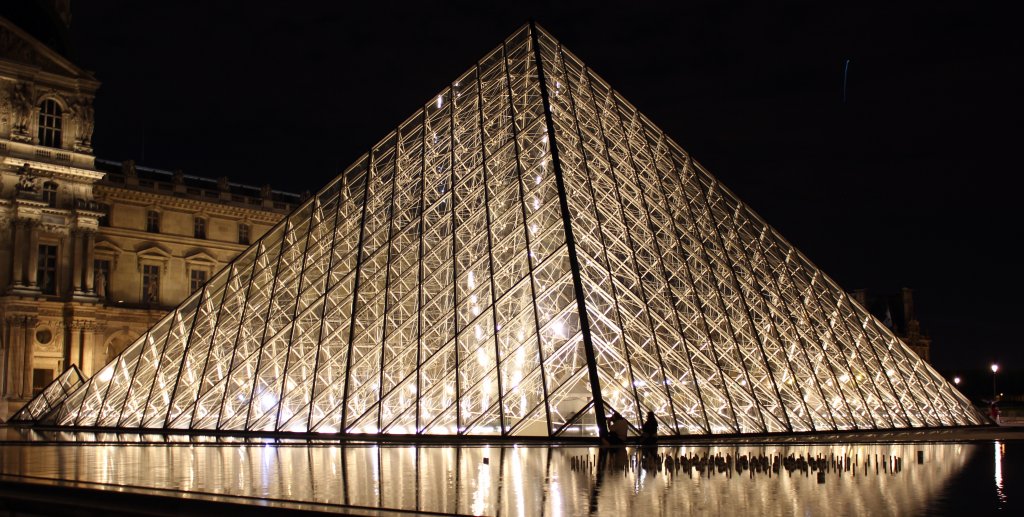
[601,410,658,447]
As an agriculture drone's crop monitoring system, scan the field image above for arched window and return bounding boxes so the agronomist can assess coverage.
[38,99,63,148]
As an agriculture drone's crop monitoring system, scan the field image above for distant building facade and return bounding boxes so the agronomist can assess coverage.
[0,15,296,417]
[851,287,931,363]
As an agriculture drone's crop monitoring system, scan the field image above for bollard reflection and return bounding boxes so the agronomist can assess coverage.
[995,440,1006,505]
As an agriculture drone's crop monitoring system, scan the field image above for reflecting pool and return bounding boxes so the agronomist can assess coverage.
[0,439,1018,515]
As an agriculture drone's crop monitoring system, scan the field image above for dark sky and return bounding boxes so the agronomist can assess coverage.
[61,1,1020,373]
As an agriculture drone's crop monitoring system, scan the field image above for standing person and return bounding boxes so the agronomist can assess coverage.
[639,411,659,469]
[640,411,658,445]
[603,411,627,446]
[990,401,1001,425]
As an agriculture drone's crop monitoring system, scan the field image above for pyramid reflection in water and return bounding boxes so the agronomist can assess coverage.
[38,24,983,436]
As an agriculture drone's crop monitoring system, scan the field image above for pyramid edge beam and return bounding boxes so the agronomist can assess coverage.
[529,21,609,439]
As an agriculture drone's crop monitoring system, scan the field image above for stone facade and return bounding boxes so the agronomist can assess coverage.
[0,16,296,417]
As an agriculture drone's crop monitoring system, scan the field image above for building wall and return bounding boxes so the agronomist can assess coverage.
[0,16,295,418]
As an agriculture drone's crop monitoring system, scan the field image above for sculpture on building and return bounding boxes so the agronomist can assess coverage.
[15,163,38,194]
[94,269,106,300]
[70,96,94,152]
[9,82,33,141]
[121,159,137,178]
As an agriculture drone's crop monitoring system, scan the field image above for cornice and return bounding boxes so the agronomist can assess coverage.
[1,154,103,182]
[97,225,251,254]
[94,184,288,223]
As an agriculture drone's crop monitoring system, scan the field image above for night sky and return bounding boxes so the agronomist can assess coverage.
[51,2,1021,376]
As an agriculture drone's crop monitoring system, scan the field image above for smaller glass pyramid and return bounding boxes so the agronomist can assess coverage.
[10,365,85,422]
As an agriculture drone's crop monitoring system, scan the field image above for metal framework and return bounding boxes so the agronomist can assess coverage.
[33,24,983,437]
[10,365,84,422]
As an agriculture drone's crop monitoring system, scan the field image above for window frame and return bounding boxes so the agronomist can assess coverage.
[36,243,59,295]
[146,210,160,233]
[194,217,207,239]
[37,99,63,148]
[42,181,58,207]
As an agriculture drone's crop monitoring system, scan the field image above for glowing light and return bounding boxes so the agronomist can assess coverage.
[259,392,276,413]
[991,364,999,373]
[437,95,443,108]
[551,319,564,338]
[97,367,114,383]
[953,376,961,385]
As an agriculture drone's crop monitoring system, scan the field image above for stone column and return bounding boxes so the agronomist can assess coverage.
[84,231,96,293]
[11,221,25,287]
[26,222,39,288]
[22,316,36,397]
[71,230,83,293]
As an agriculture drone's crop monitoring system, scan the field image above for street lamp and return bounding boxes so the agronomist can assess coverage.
[991,363,999,400]
[953,376,961,385]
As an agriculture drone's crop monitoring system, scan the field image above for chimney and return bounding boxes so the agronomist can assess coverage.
[901,287,915,323]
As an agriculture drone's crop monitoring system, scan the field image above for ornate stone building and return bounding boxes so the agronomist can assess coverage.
[0,15,296,417]
[851,287,932,363]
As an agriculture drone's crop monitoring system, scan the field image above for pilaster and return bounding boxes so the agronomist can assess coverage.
[26,221,39,288]
[84,231,96,293]
[71,230,83,293]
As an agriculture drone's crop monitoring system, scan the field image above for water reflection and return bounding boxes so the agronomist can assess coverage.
[995,440,1006,505]
[0,441,981,515]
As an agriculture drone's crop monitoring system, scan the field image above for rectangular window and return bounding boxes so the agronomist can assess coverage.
[32,368,54,397]
[42,182,58,207]
[95,259,111,301]
[194,217,206,239]
[37,244,58,294]
[238,223,250,245]
[142,264,160,304]
[146,210,160,233]
[190,269,208,293]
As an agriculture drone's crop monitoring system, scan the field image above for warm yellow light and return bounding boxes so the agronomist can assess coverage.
[97,367,114,382]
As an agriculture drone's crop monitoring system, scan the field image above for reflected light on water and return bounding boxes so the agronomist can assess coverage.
[995,440,1006,504]
[0,440,982,516]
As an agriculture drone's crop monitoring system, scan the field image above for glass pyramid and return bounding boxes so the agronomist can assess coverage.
[36,24,984,436]
[10,365,84,422]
